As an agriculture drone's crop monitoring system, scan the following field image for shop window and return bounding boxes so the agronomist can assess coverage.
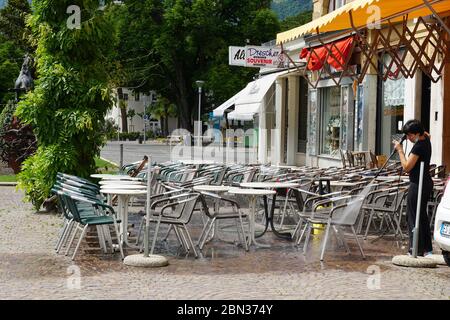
[320,86,341,156]
[378,54,405,157]
[328,0,346,13]
[354,84,364,151]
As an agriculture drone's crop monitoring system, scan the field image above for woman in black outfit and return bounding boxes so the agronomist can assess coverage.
[393,119,433,256]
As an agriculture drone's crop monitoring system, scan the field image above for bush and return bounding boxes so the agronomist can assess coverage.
[118,132,140,141]
[15,1,116,210]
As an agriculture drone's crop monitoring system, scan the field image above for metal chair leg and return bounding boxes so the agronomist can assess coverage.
[296,222,308,246]
[302,224,312,255]
[150,217,162,255]
[65,223,80,256]
[352,226,366,259]
[57,220,74,253]
[55,220,69,250]
[320,222,332,261]
[364,209,375,239]
[182,224,198,258]
[72,225,88,261]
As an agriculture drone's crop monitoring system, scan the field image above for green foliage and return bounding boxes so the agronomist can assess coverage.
[280,10,313,32]
[15,0,117,209]
[115,0,280,131]
[102,117,119,140]
[0,0,32,52]
[0,101,15,136]
[0,36,26,109]
[95,157,117,173]
[0,175,17,182]
[117,132,140,141]
[0,0,34,109]
[271,0,312,21]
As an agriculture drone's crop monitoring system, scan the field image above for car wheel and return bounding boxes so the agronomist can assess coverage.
[443,251,450,267]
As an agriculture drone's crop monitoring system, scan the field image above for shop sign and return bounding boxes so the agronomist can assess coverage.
[229,46,288,68]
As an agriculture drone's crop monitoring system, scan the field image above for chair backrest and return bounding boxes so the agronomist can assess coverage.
[369,150,378,169]
[170,193,200,224]
[57,192,83,223]
[339,149,347,168]
[331,195,366,225]
[346,150,355,167]
[52,188,73,220]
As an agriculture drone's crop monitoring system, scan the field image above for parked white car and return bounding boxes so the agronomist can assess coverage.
[434,176,450,266]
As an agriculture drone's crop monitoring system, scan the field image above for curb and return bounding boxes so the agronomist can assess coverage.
[0,182,17,187]
[99,157,119,168]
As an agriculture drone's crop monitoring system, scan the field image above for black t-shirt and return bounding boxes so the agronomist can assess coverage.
[409,137,432,184]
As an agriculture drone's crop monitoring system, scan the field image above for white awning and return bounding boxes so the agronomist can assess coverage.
[227,103,260,121]
[228,70,289,121]
[212,86,246,118]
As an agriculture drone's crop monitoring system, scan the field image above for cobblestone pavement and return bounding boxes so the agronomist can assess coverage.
[0,186,449,300]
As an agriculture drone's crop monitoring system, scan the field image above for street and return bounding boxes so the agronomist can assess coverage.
[100,141,257,167]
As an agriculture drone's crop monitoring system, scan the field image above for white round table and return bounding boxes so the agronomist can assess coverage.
[240,182,299,189]
[178,159,215,165]
[100,189,148,247]
[228,188,276,248]
[100,184,147,190]
[91,174,143,181]
[193,185,231,193]
[98,180,145,185]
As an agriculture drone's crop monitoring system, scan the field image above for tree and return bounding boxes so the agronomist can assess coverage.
[279,10,313,32]
[15,0,117,209]
[0,36,22,108]
[0,0,32,110]
[147,95,177,137]
[271,0,312,21]
[115,0,280,132]
[0,0,32,52]
[119,99,128,133]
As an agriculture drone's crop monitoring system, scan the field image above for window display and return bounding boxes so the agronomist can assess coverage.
[379,53,405,157]
[320,86,341,156]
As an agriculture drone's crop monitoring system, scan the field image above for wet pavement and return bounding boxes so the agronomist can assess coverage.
[0,186,449,300]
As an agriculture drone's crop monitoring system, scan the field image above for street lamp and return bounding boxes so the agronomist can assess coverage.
[195,80,205,147]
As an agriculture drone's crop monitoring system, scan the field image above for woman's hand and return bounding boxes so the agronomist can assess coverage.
[392,139,402,152]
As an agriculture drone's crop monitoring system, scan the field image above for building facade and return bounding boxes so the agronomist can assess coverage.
[107,88,178,136]
[273,0,450,170]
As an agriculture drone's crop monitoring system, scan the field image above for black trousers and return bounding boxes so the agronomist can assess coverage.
[406,181,433,255]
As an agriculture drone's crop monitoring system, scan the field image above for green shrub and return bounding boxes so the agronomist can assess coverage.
[15,0,116,209]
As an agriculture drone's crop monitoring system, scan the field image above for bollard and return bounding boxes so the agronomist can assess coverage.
[413,161,425,258]
[119,143,124,169]
[144,155,152,257]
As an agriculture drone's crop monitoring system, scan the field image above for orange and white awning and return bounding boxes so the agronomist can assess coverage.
[276,0,450,45]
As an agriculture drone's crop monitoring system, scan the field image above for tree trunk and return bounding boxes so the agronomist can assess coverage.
[120,107,128,133]
[173,60,193,132]
[163,105,169,137]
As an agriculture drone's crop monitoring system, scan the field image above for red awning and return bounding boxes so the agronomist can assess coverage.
[301,37,354,71]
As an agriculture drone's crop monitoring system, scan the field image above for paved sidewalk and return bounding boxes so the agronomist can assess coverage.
[0,187,449,300]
